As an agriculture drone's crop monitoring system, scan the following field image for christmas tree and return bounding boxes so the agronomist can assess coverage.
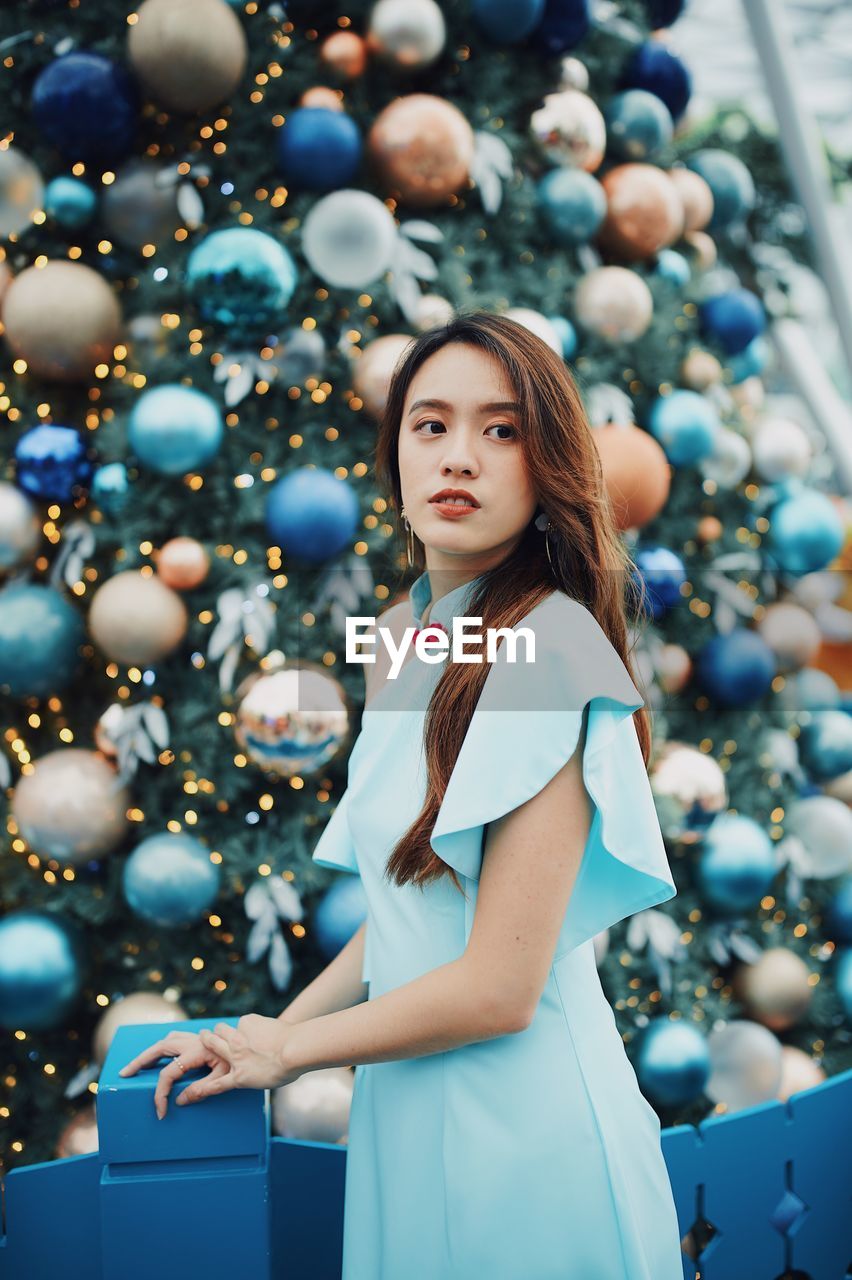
[1,0,850,1174]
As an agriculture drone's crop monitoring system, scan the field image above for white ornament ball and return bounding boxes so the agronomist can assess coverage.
[757,602,822,671]
[503,308,563,356]
[574,266,653,343]
[751,416,812,482]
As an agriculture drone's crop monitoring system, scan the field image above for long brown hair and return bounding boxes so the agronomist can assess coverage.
[373,310,651,892]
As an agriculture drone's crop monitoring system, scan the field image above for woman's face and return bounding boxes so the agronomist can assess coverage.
[397,342,538,578]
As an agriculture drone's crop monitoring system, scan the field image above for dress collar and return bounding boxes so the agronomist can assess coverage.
[409,567,488,630]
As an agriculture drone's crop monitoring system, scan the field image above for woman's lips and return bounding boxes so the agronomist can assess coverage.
[429,501,480,517]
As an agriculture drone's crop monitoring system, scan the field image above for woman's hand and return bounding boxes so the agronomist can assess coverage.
[117,1028,232,1120]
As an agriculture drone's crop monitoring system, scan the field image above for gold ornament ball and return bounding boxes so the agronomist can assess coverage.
[89,570,188,666]
[732,948,814,1032]
[529,89,606,172]
[574,266,654,343]
[598,163,684,261]
[353,333,415,419]
[234,662,351,779]
[155,536,211,591]
[776,1045,825,1101]
[594,423,671,530]
[681,348,723,391]
[301,86,344,111]
[12,748,130,864]
[93,990,188,1064]
[669,167,714,232]
[55,1104,99,1159]
[697,515,723,545]
[757,601,822,672]
[367,0,446,69]
[127,0,248,114]
[656,643,692,695]
[2,260,121,382]
[319,31,368,80]
[683,230,717,271]
[367,94,474,207]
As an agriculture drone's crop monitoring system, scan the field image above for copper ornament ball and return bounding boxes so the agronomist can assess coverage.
[367,94,474,207]
[598,163,684,261]
[319,31,368,80]
[155,536,211,591]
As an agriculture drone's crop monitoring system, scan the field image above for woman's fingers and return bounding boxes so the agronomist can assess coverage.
[176,1061,235,1107]
[118,1036,179,1078]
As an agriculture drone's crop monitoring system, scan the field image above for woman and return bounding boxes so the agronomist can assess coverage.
[120,312,683,1278]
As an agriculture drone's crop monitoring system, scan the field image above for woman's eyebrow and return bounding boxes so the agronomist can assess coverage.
[407,398,521,415]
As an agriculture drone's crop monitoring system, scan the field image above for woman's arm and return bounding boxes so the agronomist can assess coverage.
[278,920,369,1024]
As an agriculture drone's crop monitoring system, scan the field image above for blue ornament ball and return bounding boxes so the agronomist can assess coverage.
[123,832,222,928]
[633,546,686,619]
[766,487,845,575]
[620,41,692,121]
[471,0,546,42]
[0,910,86,1031]
[836,949,852,1021]
[313,875,368,961]
[644,0,687,25]
[827,877,852,946]
[44,175,97,229]
[695,627,777,707]
[277,107,362,192]
[266,467,360,564]
[728,335,769,384]
[537,168,607,245]
[530,0,591,54]
[604,89,673,161]
[31,51,139,162]
[686,149,755,230]
[128,384,224,476]
[700,288,766,356]
[635,1018,710,1108]
[697,812,776,915]
[654,248,690,285]
[548,314,578,360]
[798,709,852,782]
[91,461,130,514]
[648,390,719,466]
[185,226,298,334]
[0,582,84,698]
[14,424,95,502]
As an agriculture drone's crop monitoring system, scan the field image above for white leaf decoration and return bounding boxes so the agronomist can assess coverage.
[268,929,293,991]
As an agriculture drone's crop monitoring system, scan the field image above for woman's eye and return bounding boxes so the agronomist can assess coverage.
[414,419,445,435]
[485,423,517,440]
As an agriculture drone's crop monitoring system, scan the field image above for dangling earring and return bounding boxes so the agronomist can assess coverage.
[401,505,415,568]
[535,510,555,571]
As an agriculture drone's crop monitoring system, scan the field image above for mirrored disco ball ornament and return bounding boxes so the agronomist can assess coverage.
[234,662,351,778]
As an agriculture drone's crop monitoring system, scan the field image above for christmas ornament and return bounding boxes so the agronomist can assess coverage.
[471,0,546,44]
[0,910,86,1031]
[95,700,170,783]
[93,990,188,1062]
[234,664,351,778]
[277,326,327,383]
[633,545,686,618]
[699,287,766,356]
[655,643,691,694]
[0,482,40,573]
[12,747,130,863]
[648,390,719,466]
[537,167,606,245]
[413,294,455,331]
[127,0,248,113]
[91,462,130,515]
[123,832,221,927]
[301,87,344,111]
[573,266,653,342]
[55,1105,99,1158]
[0,582,84,697]
[529,89,605,171]
[319,31,368,79]
[695,628,777,707]
[276,106,363,192]
[635,1018,710,1108]
[101,157,185,250]
[683,229,717,271]
[668,166,713,231]
[14,424,95,502]
[367,0,447,68]
[654,248,690,285]
[680,349,722,391]
[594,423,670,530]
[367,94,474,206]
[686,149,755,231]
[352,333,414,417]
[128,384,224,475]
[827,876,852,944]
[699,426,752,490]
[766,488,845,575]
[43,175,96,231]
[798,709,852,782]
[271,1066,353,1144]
[620,40,692,121]
[266,468,360,564]
[649,742,727,840]
[776,1045,825,1100]
[88,570,188,666]
[207,581,277,693]
[728,335,769,383]
[548,314,578,359]
[0,146,44,237]
[2,260,122,382]
[31,51,139,161]
[732,947,813,1031]
[697,812,777,915]
[598,162,684,260]
[313,876,368,957]
[530,0,590,54]
[244,874,303,990]
[705,1020,783,1112]
[604,89,673,161]
[155,536,211,590]
[301,189,398,289]
[756,602,821,671]
[185,226,298,333]
[503,308,562,355]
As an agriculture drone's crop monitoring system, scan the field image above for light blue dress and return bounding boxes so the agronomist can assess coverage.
[312,568,684,1279]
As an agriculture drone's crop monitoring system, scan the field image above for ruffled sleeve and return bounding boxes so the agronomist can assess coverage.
[311,785,359,874]
[429,590,677,957]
